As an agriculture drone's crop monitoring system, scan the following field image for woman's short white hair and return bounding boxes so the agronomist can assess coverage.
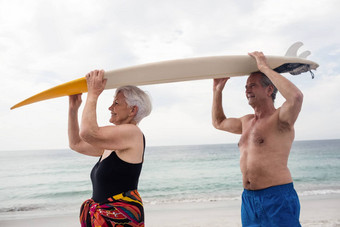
[115,85,152,123]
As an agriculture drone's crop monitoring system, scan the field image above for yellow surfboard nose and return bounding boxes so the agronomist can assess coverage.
[10,77,88,110]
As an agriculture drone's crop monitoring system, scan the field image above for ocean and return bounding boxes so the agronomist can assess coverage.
[0,139,339,220]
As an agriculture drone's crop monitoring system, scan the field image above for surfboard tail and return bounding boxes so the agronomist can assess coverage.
[10,77,87,110]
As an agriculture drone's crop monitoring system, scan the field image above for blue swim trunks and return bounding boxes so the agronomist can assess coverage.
[241,183,301,227]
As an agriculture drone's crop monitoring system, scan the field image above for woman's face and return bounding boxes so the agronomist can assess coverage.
[108,92,134,125]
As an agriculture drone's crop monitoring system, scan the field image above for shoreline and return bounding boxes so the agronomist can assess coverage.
[1,194,340,226]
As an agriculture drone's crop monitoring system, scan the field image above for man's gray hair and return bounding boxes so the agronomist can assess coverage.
[115,85,152,123]
[253,72,278,102]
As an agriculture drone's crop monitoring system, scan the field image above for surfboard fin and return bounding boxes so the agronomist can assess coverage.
[282,42,315,78]
[285,42,312,59]
[285,41,304,57]
[298,50,311,59]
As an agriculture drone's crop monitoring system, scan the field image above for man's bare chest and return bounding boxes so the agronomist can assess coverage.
[239,117,277,147]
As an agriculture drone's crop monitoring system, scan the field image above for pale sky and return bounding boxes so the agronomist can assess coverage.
[1,0,339,151]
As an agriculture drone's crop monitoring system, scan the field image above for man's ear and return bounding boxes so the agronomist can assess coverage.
[267,85,274,97]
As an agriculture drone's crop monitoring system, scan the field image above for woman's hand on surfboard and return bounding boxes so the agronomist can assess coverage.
[85,70,107,98]
[213,77,230,92]
[69,94,82,110]
[248,51,270,72]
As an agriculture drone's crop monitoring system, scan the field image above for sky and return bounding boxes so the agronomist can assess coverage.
[0,0,339,151]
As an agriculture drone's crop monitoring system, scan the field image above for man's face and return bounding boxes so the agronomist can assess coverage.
[245,73,267,106]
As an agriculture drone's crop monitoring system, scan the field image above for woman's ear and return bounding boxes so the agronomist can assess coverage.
[130,106,138,117]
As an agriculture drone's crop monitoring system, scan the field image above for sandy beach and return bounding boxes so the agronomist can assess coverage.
[1,194,339,227]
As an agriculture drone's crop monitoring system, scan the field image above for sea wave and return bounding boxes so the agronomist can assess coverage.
[143,195,241,205]
[30,189,91,199]
[0,205,42,213]
[299,189,340,196]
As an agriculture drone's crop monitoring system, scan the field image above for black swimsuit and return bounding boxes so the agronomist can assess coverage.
[90,135,145,203]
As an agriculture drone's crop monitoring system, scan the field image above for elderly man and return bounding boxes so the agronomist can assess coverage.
[212,51,302,226]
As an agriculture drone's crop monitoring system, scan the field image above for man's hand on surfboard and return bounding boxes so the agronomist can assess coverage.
[248,51,271,72]
[85,70,107,97]
[213,77,230,92]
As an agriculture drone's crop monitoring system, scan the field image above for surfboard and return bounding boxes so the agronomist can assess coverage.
[10,42,318,110]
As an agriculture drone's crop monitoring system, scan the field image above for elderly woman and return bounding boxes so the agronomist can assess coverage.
[68,70,152,227]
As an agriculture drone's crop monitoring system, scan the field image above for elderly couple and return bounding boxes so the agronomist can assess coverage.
[68,52,302,227]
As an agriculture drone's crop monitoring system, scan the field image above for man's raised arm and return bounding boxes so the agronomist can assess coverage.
[249,51,303,127]
[212,78,242,134]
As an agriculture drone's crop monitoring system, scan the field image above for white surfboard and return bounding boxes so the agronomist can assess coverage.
[11,42,318,109]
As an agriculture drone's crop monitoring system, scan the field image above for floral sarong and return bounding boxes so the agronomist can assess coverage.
[80,190,144,227]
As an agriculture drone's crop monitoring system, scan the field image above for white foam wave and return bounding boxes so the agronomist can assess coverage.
[143,196,241,205]
[299,189,340,196]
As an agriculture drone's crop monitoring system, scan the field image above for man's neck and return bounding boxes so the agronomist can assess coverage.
[252,102,276,119]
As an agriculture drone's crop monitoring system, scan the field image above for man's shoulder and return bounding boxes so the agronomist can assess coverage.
[241,114,254,121]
